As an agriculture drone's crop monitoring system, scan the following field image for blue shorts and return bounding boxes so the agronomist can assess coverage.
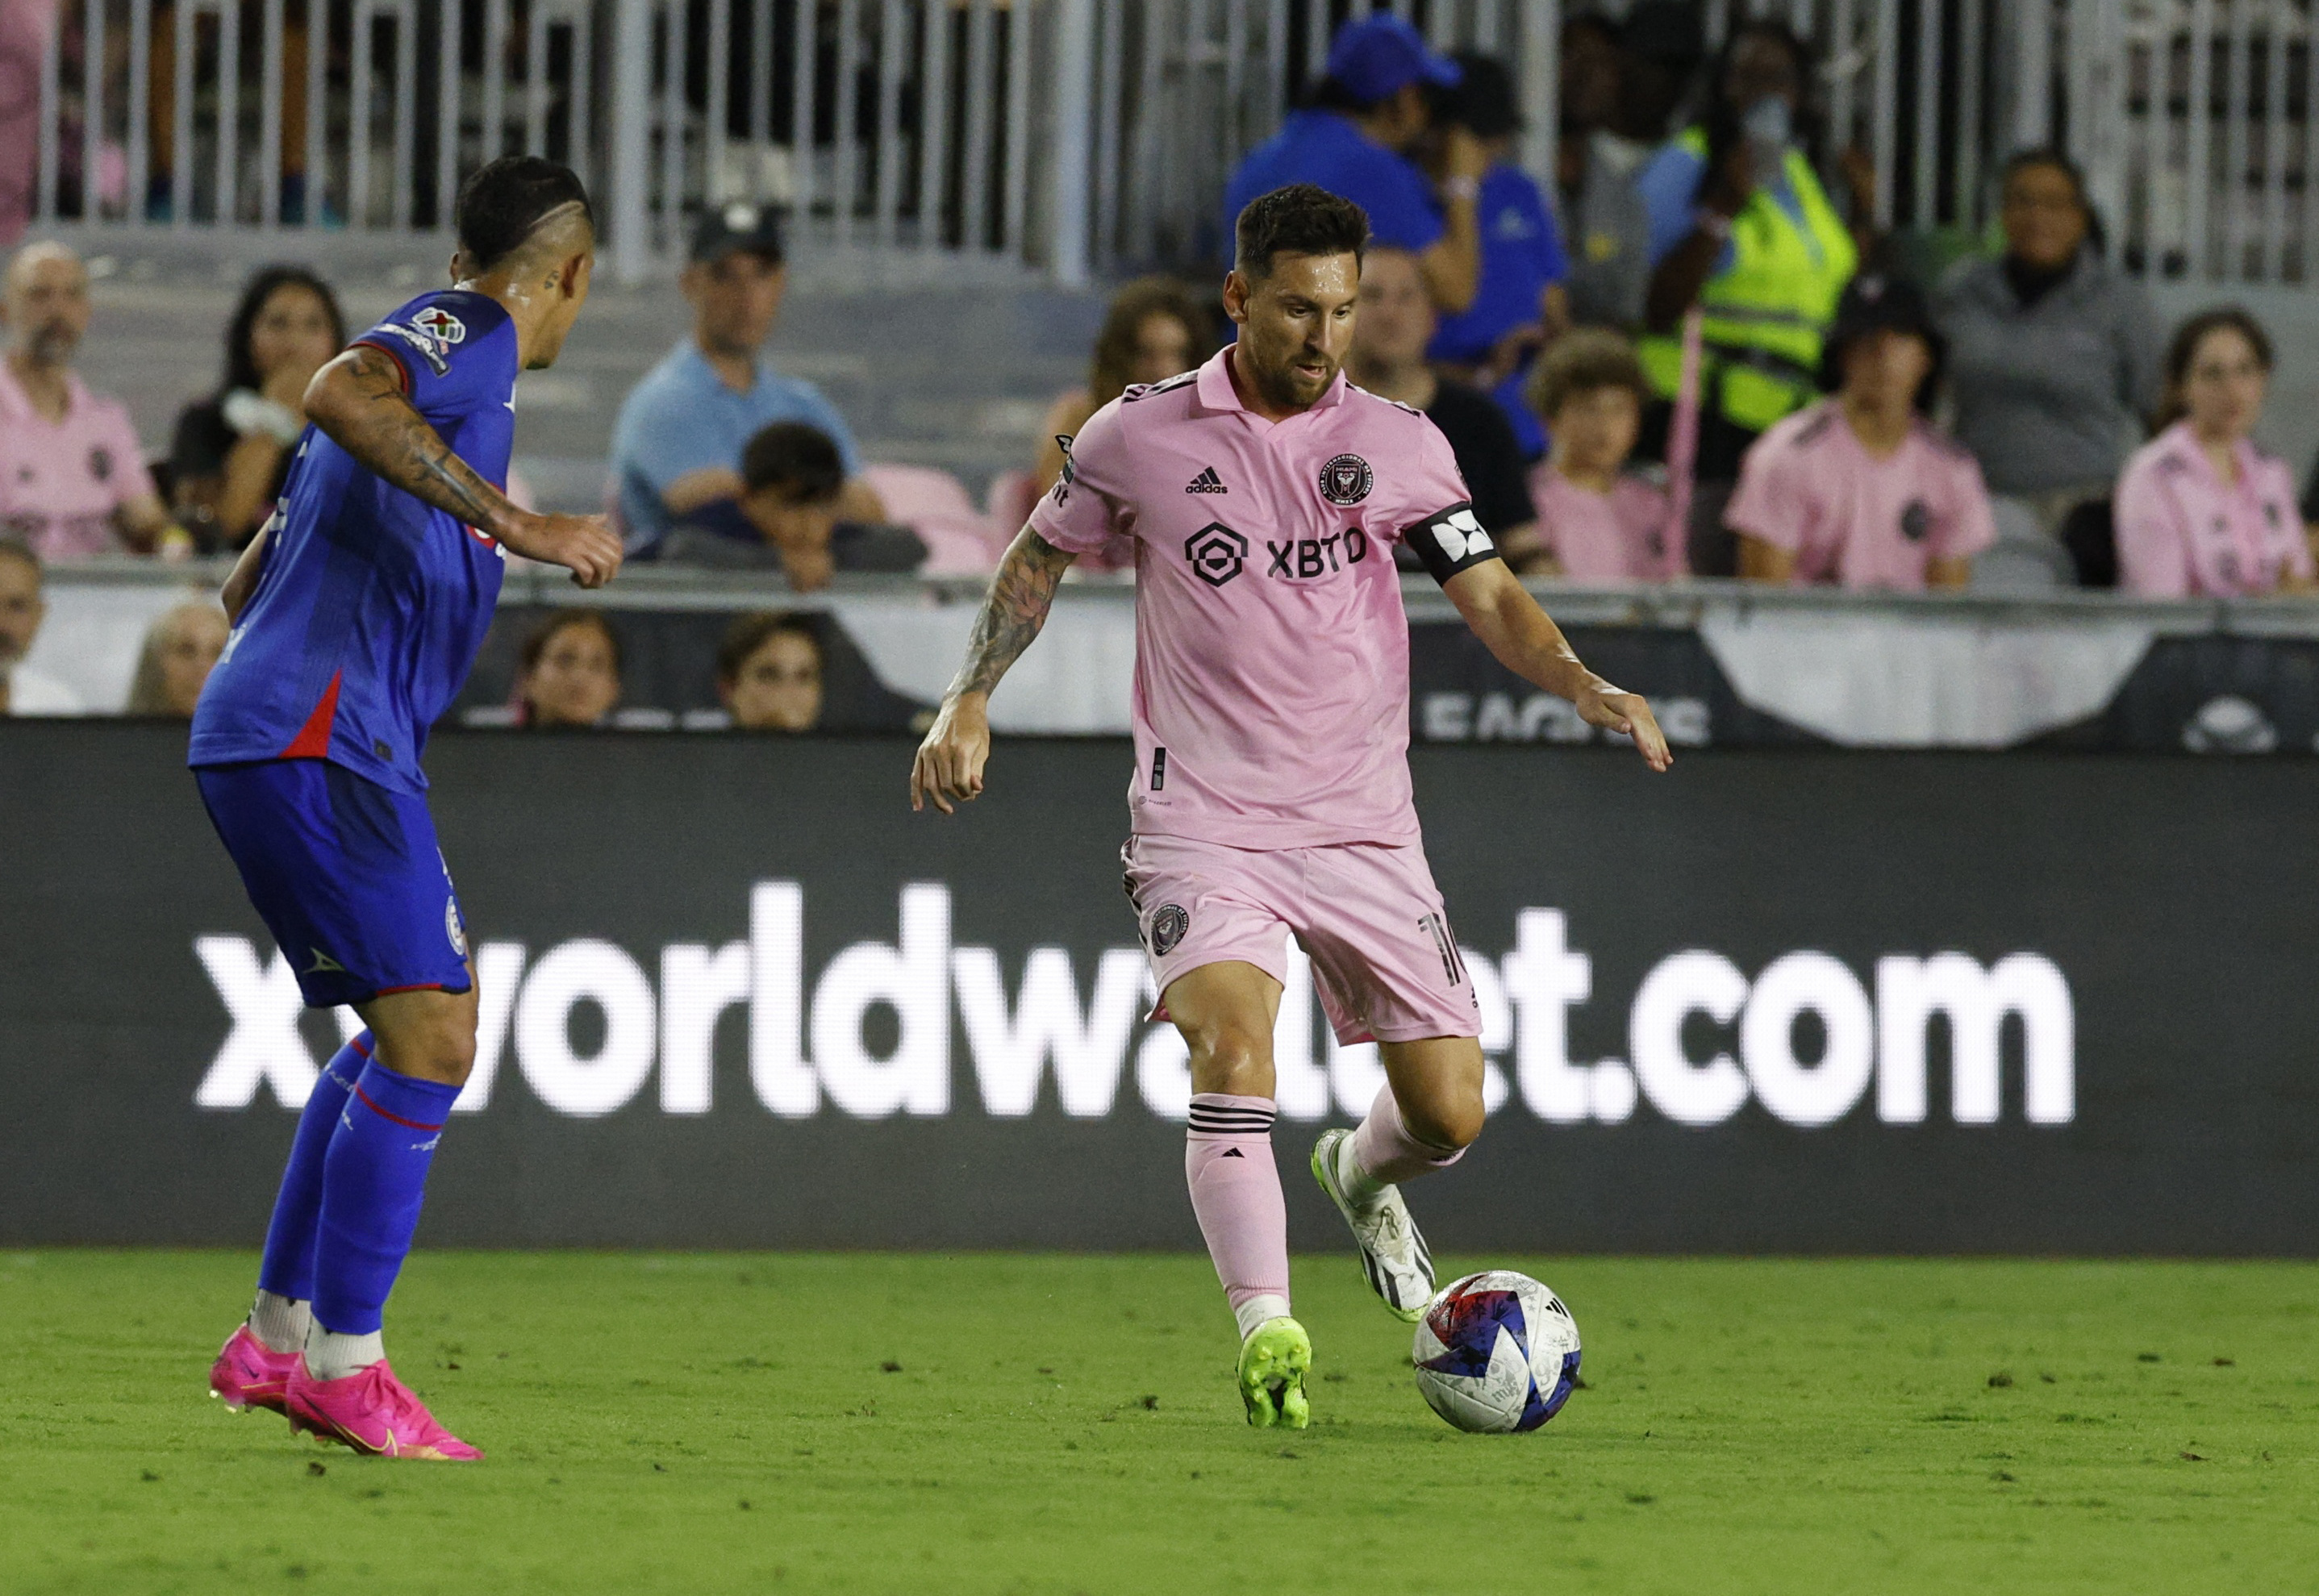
[194,759,473,1009]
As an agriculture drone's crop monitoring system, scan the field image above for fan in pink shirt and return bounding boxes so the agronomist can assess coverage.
[0,242,183,559]
[1524,327,1681,580]
[1728,273,1995,591]
[2115,307,2317,598]
[910,184,1671,1431]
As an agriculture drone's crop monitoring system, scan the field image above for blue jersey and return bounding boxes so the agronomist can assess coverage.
[189,289,518,794]
[1429,164,1569,365]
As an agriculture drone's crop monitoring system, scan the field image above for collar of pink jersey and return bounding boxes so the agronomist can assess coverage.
[2158,419,2263,494]
[0,358,92,426]
[1194,346,1349,420]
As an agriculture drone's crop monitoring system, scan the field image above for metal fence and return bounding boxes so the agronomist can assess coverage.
[15,0,2319,286]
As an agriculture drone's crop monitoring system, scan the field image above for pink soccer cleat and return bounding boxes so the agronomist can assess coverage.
[209,1324,301,1415]
[285,1360,482,1461]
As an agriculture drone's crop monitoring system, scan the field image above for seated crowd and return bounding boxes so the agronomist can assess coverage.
[5,7,2317,723]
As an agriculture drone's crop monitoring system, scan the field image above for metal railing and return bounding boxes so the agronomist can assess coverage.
[17,0,2319,287]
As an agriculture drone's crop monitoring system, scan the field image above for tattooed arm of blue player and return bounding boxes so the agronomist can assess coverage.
[1441,559,1675,772]
[303,344,623,587]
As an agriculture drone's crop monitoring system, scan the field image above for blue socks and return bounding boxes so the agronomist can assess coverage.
[254,1034,369,1304]
[311,1057,462,1338]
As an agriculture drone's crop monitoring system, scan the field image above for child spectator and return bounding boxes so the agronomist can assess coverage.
[658,421,924,588]
[2115,308,2315,598]
[611,203,883,556]
[1524,329,1679,581]
[1727,274,1995,590]
[1347,246,1538,562]
[168,267,346,551]
[515,610,623,727]
[1032,277,1215,496]
[0,241,189,557]
[0,536,80,714]
[715,611,825,732]
[123,598,230,715]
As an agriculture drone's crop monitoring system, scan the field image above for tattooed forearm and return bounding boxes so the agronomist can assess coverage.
[948,527,1077,698]
[307,347,519,535]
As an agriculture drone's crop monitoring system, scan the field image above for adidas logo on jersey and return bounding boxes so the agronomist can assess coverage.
[1185,466,1228,494]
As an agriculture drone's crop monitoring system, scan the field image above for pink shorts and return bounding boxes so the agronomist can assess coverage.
[1120,832,1482,1046]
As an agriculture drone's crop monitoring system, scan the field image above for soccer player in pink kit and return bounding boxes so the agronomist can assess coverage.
[911,184,1671,1428]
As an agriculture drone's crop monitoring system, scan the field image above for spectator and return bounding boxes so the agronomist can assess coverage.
[611,202,884,556]
[1525,329,1679,581]
[2116,308,2314,599]
[1609,0,1704,148]
[1727,274,1994,591]
[168,267,347,551]
[1635,20,1868,493]
[659,421,925,585]
[1423,50,1570,458]
[716,611,825,732]
[0,536,79,714]
[515,609,622,727]
[0,241,188,558]
[1554,11,1655,332]
[1033,277,1216,494]
[123,597,228,716]
[1347,247,1538,564]
[1938,149,2163,535]
[1221,15,1485,313]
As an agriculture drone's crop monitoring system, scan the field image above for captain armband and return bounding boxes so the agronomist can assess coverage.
[1404,502,1504,586]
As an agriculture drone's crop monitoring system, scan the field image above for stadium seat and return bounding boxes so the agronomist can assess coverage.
[863,462,1005,575]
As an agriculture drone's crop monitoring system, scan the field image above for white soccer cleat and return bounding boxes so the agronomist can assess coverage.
[1310,1127,1434,1323]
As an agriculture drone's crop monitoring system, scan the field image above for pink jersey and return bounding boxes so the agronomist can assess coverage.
[0,363,155,559]
[1030,349,1472,848]
[1529,464,1682,580]
[2114,421,2314,598]
[1724,400,1996,590]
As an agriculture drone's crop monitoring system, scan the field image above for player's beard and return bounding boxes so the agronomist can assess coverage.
[1253,347,1337,413]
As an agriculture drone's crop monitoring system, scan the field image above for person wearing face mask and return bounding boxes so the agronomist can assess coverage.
[1937,150,2163,541]
[169,267,349,551]
[2115,309,2314,599]
[1633,22,1869,516]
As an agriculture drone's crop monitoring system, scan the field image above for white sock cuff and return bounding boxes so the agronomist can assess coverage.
[1233,1294,1293,1340]
[303,1327,386,1381]
[248,1290,311,1356]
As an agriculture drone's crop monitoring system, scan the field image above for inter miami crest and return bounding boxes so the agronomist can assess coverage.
[1899,498,1931,542]
[1320,453,1373,506]
[1149,903,1190,956]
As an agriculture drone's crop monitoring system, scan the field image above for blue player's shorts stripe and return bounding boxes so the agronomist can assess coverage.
[194,759,473,1009]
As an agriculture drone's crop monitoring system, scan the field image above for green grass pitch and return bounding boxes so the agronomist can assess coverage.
[4,1252,2315,1594]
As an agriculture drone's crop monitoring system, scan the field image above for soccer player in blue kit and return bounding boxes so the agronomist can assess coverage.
[192,157,621,1460]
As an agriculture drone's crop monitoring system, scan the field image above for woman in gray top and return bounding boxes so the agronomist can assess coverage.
[1937,149,2164,529]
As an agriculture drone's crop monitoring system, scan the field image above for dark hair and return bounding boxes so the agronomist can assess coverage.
[1698,18,1824,202]
[218,266,344,396]
[456,156,594,273]
[740,423,846,505]
[716,610,824,685]
[1306,76,1383,114]
[1234,184,1371,279]
[1090,277,1216,406]
[2000,146,2108,258]
[519,608,622,676]
[2158,306,2274,429]
[1528,327,1650,419]
[1430,51,1522,140]
[0,535,37,577]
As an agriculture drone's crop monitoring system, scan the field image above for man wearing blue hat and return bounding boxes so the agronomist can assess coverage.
[1222,15,1485,312]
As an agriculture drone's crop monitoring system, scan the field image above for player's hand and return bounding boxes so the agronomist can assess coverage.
[911,694,991,815]
[502,510,624,589]
[1577,686,1674,773]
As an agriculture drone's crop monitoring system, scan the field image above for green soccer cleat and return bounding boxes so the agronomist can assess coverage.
[1237,1316,1312,1430]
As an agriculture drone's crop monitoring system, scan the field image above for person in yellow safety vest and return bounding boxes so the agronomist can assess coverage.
[1633,20,1874,505]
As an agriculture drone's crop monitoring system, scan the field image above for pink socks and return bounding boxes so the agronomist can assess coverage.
[1340,1083,1468,1202]
[1185,1094,1292,1339]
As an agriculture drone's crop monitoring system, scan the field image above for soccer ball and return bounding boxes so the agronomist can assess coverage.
[1411,1271,1582,1433]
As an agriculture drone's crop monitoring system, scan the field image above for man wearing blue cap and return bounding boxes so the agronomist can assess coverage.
[1222,15,1485,312]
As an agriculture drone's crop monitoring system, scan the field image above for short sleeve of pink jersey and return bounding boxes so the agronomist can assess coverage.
[1382,413,1474,544]
[1027,395,1128,555]
[2113,450,2193,598]
[90,394,157,506]
[1928,443,1997,560]
[1724,427,1809,552]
